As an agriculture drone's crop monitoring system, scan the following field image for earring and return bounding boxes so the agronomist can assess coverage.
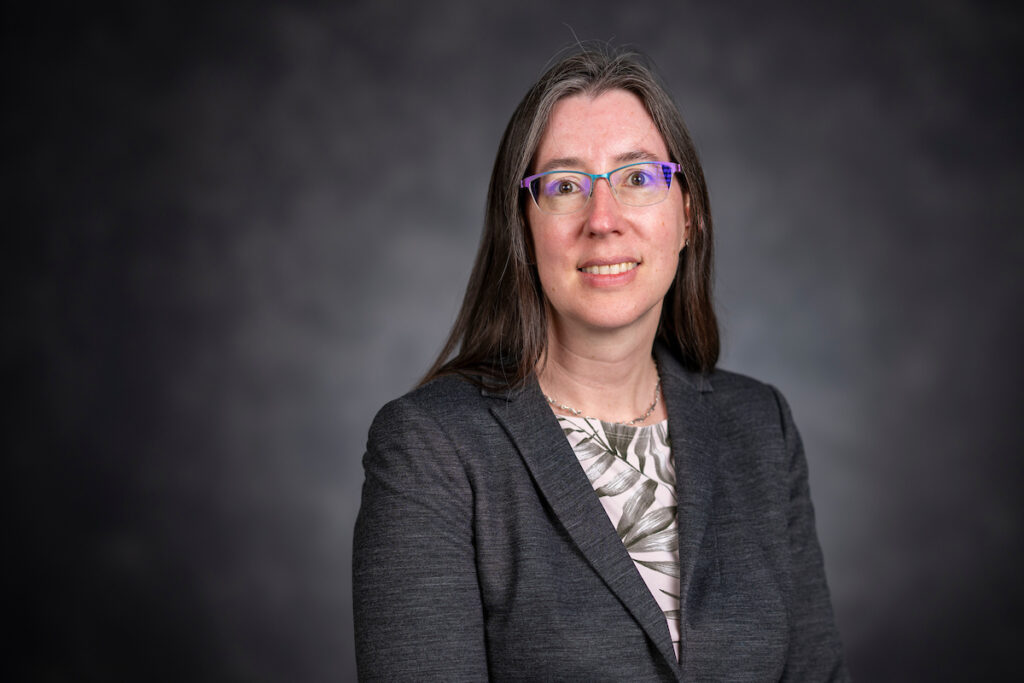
[685,238,690,247]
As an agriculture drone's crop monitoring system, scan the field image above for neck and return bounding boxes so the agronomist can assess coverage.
[537,315,666,424]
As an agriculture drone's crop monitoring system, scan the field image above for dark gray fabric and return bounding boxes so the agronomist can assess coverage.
[353,346,849,681]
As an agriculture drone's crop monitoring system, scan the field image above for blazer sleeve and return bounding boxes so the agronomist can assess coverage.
[771,386,852,682]
[352,396,489,681]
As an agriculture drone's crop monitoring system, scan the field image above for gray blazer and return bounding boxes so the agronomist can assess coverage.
[353,346,849,681]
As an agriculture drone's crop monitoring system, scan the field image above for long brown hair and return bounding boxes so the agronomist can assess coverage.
[421,45,718,388]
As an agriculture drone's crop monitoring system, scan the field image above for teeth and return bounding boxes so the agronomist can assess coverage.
[581,262,638,275]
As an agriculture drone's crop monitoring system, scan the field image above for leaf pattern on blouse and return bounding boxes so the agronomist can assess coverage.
[558,415,681,660]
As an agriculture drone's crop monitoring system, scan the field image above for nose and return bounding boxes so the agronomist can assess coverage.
[584,177,622,235]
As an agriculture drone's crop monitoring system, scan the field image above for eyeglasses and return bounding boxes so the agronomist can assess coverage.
[520,161,682,215]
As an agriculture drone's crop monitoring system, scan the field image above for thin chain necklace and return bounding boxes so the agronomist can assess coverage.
[544,374,662,427]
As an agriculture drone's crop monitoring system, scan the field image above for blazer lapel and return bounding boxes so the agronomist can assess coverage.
[488,378,681,674]
[655,346,720,662]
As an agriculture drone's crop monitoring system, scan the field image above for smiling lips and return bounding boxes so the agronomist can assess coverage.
[578,261,639,275]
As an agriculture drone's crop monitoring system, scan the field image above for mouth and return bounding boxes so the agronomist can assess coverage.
[578,261,639,275]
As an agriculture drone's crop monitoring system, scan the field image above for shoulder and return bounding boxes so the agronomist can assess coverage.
[706,367,782,407]
[367,373,501,454]
[705,366,771,393]
[372,374,484,427]
[655,345,791,428]
[702,367,796,441]
[361,376,484,487]
[655,346,796,445]
[362,374,528,492]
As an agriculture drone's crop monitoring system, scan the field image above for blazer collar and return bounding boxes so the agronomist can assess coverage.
[655,345,720,668]
[486,347,718,676]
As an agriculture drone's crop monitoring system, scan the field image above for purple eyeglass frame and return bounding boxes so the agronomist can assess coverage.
[519,161,682,208]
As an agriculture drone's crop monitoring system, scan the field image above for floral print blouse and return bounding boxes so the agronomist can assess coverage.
[556,415,681,661]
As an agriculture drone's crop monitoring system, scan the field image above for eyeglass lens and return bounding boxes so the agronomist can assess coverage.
[529,162,674,215]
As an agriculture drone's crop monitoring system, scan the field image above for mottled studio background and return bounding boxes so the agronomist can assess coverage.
[6,1,1022,680]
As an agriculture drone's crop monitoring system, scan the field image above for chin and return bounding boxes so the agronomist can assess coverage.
[577,307,663,334]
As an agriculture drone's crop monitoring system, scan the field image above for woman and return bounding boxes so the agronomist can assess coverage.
[353,46,849,681]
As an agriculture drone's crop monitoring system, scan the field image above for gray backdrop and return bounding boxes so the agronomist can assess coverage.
[7,1,1022,680]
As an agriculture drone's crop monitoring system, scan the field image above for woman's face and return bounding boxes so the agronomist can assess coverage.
[527,89,690,341]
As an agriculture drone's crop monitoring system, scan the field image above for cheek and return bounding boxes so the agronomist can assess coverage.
[529,230,564,293]
[655,215,686,256]
[530,220,573,266]
[530,231,555,270]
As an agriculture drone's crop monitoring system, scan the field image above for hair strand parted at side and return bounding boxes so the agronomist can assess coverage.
[420,44,719,390]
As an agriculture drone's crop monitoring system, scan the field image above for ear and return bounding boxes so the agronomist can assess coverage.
[681,191,693,252]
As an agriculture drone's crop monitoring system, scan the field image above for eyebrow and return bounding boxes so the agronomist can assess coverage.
[535,149,662,175]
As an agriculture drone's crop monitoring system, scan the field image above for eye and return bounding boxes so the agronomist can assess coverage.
[626,170,652,186]
[543,175,583,197]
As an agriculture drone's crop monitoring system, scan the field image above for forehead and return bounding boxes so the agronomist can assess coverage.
[534,89,669,168]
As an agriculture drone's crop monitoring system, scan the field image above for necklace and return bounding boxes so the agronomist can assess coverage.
[543,375,662,426]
